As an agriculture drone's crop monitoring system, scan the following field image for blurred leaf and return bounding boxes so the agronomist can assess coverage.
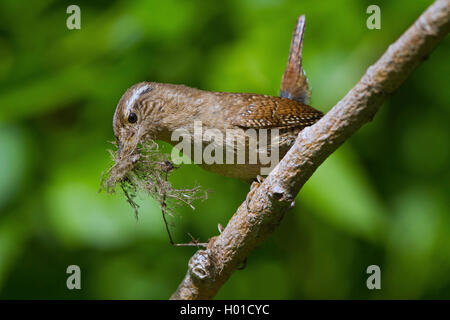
[300,146,387,242]
[0,216,29,290]
[45,158,164,249]
[383,188,445,298]
[0,124,29,209]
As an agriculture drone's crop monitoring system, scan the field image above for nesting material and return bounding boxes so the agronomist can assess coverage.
[100,139,208,219]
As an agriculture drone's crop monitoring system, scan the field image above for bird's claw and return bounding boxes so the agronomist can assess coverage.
[245,175,265,212]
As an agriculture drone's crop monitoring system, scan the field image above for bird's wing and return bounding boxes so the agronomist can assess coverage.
[231,94,323,129]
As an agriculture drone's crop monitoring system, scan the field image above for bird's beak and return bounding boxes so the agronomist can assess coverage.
[117,141,123,158]
[117,130,141,161]
[117,135,130,161]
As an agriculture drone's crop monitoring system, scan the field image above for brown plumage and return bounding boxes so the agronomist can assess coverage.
[230,93,322,129]
[112,82,323,181]
[280,15,310,103]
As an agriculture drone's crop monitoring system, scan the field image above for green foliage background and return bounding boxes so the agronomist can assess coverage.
[0,0,449,299]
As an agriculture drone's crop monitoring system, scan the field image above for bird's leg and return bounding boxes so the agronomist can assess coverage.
[245,175,265,212]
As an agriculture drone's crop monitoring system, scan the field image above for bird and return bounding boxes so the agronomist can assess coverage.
[112,82,323,182]
[111,15,323,183]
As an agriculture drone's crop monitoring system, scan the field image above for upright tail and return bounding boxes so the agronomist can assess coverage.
[280,15,311,104]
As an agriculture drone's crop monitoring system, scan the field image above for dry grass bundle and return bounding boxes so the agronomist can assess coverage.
[100,140,209,244]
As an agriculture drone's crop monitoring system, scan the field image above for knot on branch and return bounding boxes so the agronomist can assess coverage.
[188,250,216,284]
[270,182,294,203]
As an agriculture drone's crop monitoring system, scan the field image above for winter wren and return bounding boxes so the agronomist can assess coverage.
[112,15,323,182]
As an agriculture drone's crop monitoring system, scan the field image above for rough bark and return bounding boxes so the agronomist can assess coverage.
[170,0,450,300]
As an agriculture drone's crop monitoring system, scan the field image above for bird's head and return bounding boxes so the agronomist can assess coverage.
[104,82,202,216]
[113,81,161,161]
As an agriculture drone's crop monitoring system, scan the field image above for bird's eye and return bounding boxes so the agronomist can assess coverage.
[128,112,138,123]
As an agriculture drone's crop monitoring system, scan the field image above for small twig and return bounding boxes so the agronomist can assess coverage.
[160,163,207,248]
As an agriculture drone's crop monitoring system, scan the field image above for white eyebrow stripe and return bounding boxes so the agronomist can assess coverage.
[126,84,151,114]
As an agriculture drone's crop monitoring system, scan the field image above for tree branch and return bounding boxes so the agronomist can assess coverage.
[170,0,450,300]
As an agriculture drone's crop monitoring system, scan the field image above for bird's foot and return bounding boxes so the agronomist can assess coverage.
[245,175,265,212]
